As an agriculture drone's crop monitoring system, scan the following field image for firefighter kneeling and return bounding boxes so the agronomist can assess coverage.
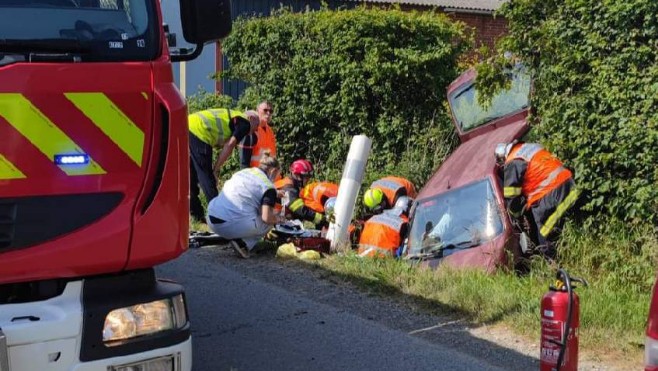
[357,196,412,258]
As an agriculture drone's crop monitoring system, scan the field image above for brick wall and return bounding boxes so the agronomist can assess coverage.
[446,12,508,50]
[360,3,508,50]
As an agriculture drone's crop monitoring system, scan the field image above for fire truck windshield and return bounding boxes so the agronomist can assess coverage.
[0,0,158,62]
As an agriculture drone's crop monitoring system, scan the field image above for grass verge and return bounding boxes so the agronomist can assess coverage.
[315,218,657,362]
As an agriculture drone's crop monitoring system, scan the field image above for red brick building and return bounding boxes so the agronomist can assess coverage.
[354,0,508,49]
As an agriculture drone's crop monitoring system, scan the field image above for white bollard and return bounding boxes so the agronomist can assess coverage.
[327,135,372,252]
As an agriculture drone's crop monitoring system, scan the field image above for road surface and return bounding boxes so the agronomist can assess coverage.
[157,247,539,371]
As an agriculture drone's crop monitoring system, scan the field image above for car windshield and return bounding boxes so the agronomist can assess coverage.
[408,179,504,257]
[0,0,157,62]
[449,72,531,133]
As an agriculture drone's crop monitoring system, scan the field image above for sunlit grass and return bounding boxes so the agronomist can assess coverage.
[315,218,657,360]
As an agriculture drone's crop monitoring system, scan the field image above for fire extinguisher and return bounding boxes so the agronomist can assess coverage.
[540,269,588,371]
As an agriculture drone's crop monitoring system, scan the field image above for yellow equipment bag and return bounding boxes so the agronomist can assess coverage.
[276,243,298,259]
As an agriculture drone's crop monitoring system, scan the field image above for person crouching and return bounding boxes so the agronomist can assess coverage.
[206,150,286,258]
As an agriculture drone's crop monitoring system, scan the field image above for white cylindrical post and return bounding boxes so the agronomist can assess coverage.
[327,135,372,252]
[180,61,187,98]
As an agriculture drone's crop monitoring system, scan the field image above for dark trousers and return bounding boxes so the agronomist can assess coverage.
[528,178,577,258]
[189,133,218,222]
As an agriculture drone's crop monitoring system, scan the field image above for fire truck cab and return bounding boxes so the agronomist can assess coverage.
[0,1,230,370]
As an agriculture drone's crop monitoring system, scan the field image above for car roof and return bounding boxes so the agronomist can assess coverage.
[417,111,529,200]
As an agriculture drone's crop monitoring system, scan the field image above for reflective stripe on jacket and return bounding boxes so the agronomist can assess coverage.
[370,176,417,207]
[249,122,277,167]
[301,182,338,213]
[188,109,245,147]
[505,143,573,206]
[357,212,408,258]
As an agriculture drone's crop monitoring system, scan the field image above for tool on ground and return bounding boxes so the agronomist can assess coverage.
[540,269,588,371]
[188,231,230,248]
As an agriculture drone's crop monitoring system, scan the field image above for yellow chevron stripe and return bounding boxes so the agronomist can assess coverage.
[0,93,105,176]
[66,93,145,167]
[0,155,25,180]
[141,92,148,100]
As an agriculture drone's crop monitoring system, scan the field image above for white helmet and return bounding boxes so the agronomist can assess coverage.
[324,197,337,215]
[494,143,513,164]
[393,196,413,216]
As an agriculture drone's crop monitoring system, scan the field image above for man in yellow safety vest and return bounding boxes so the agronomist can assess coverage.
[188,108,259,222]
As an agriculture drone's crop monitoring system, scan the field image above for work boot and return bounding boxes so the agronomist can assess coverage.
[230,240,250,259]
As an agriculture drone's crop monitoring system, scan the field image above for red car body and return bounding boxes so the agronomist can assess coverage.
[407,68,531,272]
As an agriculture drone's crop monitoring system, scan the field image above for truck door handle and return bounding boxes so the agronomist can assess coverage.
[11,315,40,322]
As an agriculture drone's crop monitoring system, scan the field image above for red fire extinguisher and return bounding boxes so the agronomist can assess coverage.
[540,269,588,371]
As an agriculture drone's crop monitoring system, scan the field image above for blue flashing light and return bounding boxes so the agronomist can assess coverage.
[54,154,90,165]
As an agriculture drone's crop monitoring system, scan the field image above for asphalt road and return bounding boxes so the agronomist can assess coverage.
[156,247,539,371]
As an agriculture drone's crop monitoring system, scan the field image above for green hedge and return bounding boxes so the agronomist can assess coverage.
[478,0,658,225]
[218,6,470,187]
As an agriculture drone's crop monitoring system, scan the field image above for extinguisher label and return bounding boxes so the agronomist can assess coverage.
[541,347,562,364]
[543,309,554,318]
[540,319,564,365]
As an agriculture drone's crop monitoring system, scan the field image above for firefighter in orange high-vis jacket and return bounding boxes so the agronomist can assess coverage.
[363,176,417,215]
[274,159,328,227]
[495,142,579,260]
[301,181,338,214]
[239,101,277,169]
[358,196,412,258]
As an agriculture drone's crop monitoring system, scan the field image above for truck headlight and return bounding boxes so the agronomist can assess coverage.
[103,294,187,344]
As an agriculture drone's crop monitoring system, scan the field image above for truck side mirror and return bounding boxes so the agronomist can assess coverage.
[179,0,232,44]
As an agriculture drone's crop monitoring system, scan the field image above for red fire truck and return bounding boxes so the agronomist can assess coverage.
[0,1,230,370]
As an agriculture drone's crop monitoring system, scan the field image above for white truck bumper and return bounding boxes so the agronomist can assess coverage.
[1,272,192,371]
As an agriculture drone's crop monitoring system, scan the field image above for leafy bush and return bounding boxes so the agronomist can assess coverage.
[478,0,658,225]
[220,6,469,185]
[186,89,235,114]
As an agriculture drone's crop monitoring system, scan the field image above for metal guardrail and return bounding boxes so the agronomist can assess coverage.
[0,328,9,371]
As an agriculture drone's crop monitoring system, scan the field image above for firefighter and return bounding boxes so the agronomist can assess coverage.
[357,196,413,258]
[363,176,417,215]
[274,159,327,227]
[495,141,579,259]
[188,108,259,222]
[239,100,277,169]
[301,181,338,215]
[206,151,286,259]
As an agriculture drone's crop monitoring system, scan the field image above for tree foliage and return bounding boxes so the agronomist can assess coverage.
[219,6,470,187]
[478,0,658,224]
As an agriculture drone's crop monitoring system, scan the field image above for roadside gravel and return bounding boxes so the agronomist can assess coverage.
[194,244,639,370]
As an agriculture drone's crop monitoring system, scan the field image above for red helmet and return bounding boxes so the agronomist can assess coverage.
[290,159,313,177]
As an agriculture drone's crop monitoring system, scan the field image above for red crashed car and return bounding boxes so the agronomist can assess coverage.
[646,275,658,370]
[405,68,532,272]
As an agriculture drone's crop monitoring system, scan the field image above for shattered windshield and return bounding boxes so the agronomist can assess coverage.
[0,0,157,62]
[449,72,530,133]
[408,179,504,257]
